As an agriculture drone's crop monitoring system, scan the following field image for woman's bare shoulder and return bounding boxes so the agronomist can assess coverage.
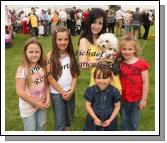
[79,38,90,49]
[79,37,89,44]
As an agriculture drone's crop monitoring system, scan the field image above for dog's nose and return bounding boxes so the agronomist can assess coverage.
[102,45,105,48]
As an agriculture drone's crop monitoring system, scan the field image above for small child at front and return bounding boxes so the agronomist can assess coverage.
[15,38,50,131]
[83,62,121,131]
[38,21,44,38]
[119,34,149,131]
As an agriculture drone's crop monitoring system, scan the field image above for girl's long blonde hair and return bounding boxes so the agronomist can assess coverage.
[20,37,47,88]
[22,37,44,68]
[119,33,141,57]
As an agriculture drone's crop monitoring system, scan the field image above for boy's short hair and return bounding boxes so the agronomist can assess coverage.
[93,61,112,79]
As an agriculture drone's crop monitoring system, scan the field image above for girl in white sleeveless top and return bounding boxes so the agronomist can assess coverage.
[46,26,80,131]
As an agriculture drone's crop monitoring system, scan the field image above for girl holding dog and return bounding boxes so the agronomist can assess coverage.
[78,8,107,86]
[119,34,149,130]
[79,8,122,131]
[79,8,121,92]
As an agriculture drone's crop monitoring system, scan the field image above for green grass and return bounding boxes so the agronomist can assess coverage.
[5,25,155,131]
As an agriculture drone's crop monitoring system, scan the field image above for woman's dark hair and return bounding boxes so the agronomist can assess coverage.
[79,8,107,44]
[51,25,80,80]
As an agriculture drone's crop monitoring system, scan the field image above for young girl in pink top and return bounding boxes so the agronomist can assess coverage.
[16,38,50,131]
[119,34,149,130]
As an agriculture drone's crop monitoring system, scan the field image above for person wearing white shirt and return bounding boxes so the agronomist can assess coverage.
[59,10,67,27]
[38,21,44,38]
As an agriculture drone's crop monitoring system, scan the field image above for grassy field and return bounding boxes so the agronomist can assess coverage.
[5,26,155,131]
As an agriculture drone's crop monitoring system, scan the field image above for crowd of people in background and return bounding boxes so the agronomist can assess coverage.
[7,6,154,40]
[14,7,151,131]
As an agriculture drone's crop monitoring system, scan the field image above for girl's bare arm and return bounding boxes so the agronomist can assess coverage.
[103,101,120,127]
[139,70,149,109]
[79,38,98,69]
[44,87,50,108]
[46,53,66,96]
[85,101,102,126]
[62,76,78,100]
[16,78,47,109]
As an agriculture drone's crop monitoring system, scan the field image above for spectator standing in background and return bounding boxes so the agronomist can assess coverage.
[51,10,59,33]
[107,9,115,33]
[75,9,82,35]
[22,15,29,34]
[38,21,44,38]
[47,8,52,35]
[124,10,133,34]
[115,7,124,36]
[132,7,142,39]
[69,7,76,36]
[27,7,39,37]
[59,9,67,27]
[39,9,48,36]
[82,9,89,31]
[11,10,20,33]
[142,10,151,40]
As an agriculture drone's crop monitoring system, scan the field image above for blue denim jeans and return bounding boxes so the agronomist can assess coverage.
[125,24,131,33]
[51,93,75,131]
[121,100,140,131]
[22,109,46,131]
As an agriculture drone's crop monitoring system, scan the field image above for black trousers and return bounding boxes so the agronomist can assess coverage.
[31,27,38,37]
[69,20,76,36]
[143,24,150,40]
[107,22,115,33]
